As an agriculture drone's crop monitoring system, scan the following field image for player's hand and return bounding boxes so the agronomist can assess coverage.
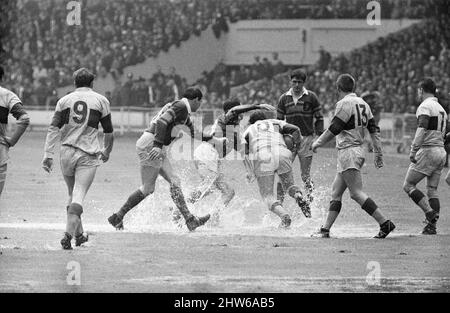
[374,153,384,169]
[409,152,417,164]
[148,147,162,160]
[311,141,319,153]
[99,151,110,163]
[42,157,53,173]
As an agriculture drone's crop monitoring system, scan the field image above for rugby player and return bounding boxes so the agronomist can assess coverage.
[242,110,311,228]
[0,66,30,197]
[42,68,114,249]
[188,100,275,208]
[108,87,225,232]
[311,74,395,239]
[276,68,324,205]
[402,78,448,235]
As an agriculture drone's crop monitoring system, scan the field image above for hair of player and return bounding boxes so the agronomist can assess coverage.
[419,77,437,95]
[74,68,95,88]
[183,87,203,101]
[249,110,268,124]
[290,68,307,81]
[0,65,4,81]
[223,98,241,113]
[336,74,356,93]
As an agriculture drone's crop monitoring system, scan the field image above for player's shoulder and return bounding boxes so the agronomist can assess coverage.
[306,89,319,99]
[0,86,21,104]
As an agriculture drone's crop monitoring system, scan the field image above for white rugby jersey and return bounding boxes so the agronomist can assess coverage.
[333,93,374,150]
[0,86,22,145]
[48,87,111,155]
[415,96,447,147]
[242,119,288,154]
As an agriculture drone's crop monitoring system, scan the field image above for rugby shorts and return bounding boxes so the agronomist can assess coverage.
[409,146,447,176]
[136,131,167,168]
[253,146,292,178]
[337,146,365,173]
[60,145,100,176]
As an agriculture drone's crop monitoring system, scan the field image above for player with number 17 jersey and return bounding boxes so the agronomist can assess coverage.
[44,88,111,158]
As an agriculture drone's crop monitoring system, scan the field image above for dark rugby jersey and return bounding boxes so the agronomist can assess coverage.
[146,98,212,148]
[276,88,324,136]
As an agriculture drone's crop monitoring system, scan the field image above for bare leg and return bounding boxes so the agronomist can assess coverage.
[323,172,347,230]
[257,174,290,226]
[0,164,6,198]
[403,168,433,214]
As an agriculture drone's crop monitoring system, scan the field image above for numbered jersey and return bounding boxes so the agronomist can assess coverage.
[416,97,447,147]
[333,93,373,150]
[53,87,111,155]
[243,119,288,154]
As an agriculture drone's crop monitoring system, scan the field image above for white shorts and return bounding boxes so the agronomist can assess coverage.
[60,145,100,176]
[337,146,365,173]
[136,132,167,168]
[409,146,447,177]
[194,142,221,179]
[253,147,292,178]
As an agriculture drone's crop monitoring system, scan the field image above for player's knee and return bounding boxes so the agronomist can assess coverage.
[349,190,365,203]
[67,203,83,217]
[403,180,414,194]
[140,184,155,196]
[427,186,438,199]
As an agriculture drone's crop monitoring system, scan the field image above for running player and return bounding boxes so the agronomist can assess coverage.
[42,68,114,249]
[242,110,310,228]
[402,78,448,234]
[0,66,30,197]
[276,68,324,205]
[107,87,225,232]
[311,74,395,239]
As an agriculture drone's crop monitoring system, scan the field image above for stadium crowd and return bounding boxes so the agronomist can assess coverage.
[0,0,434,107]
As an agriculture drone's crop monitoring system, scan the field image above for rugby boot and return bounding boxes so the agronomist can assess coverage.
[311,227,330,238]
[295,195,311,218]
[186,214,211,231]
[374,220,396,239]
[108,213,124,230]
[61,232,73,250]
[422,221,437,235]
[75,232,89,247]
[279,214,292,229]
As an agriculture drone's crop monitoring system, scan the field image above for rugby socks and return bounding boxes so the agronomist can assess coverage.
[362,198,387,225]
[170,184,194,221]
[276,182,285,204]
[66,203,83,237]
[323,201,342,230]
[408,189,433,214]
[429,198,440,222]
[117,189,146,219]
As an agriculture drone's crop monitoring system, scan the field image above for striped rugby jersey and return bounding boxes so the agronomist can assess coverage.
[276,88,324,136]
[46,87,113,155]
[0,86,26,147]
[414,96,447,148]
[242,119,288,154]
[331,93,377,150]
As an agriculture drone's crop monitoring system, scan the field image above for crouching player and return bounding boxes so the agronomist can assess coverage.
[402,78,448,235]
[42,68,114,249]
[188,100,275,208]
[311,74,395,239]
[0,66,30,197]
[108,87,225,232]
[242,110,311,228]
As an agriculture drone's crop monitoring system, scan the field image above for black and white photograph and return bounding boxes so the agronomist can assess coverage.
[0,0,449,299]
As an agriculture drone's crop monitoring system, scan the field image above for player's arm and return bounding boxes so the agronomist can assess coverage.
[100,112,114,162]
[312,93,324,136]
[311,102,349,152]
[368,116,384,168]
[186,117,227,149]
[410,106,430,162]
[43,101,65,172]
[281,123,303,150]
[276,95,286,120]
[5,103,30,148]
[223,104,264,124]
